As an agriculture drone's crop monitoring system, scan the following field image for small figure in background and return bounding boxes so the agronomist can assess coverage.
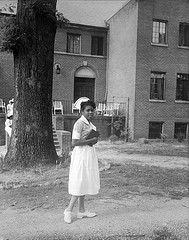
[5,99,14,137]
[7,99,14,119]
[5,117,12,136]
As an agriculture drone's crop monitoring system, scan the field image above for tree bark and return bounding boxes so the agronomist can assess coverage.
[4,0,58,168]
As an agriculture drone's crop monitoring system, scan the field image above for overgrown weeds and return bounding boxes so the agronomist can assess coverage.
[151,227,181,240]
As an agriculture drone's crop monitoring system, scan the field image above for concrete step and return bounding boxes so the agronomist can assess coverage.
[52,124,61,154]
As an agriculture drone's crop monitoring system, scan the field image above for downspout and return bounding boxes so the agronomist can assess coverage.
[104,20,110,104]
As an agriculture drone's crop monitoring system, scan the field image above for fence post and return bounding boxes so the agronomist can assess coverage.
[110,96,115,136]
[125,97,129,142]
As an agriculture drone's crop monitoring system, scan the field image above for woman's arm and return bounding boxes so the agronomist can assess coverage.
[72,137,98,147]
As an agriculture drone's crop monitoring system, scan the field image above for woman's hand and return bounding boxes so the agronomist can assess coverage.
[90,137,98,145]
[88,137,98,147]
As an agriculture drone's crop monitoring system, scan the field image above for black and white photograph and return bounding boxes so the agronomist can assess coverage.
[0,0,188,239]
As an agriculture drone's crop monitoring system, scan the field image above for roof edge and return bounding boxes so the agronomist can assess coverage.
[106,0,131,23]
[59,22,109,31]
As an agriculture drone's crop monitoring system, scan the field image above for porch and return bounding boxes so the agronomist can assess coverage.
[52,99,127,117]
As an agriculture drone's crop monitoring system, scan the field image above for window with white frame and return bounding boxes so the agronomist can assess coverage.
[176,73,189,101]
[179,23,189,47]
[150,72,165,100]
[152,20,167,44]
[67,33,81,54]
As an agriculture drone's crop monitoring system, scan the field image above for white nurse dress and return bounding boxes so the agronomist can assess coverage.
[68,115,100,196]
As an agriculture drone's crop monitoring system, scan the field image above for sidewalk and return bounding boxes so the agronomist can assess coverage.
[0,196,188,240]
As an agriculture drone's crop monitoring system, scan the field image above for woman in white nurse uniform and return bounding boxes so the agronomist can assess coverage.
[64,100,100,224]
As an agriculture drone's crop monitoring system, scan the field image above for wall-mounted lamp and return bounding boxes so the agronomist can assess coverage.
[55,63,61,74]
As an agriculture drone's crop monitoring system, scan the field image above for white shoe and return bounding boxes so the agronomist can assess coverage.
[77,211,97,219]
[64,209,72,223]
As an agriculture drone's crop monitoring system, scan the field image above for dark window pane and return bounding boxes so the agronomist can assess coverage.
[179,23,189,47]
[149,122,163,139]
[176,73,189,101]
[150,72,165,100]
[91,36,103,55]
[174,123,187,139]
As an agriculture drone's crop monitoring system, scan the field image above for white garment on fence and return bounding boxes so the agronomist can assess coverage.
[5,119,12,136]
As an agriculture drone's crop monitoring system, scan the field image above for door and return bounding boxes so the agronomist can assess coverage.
[74,77,95,102]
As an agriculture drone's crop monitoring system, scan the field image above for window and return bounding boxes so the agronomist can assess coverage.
[149,122,163,139]
[174,123,188,139]
[152,20,167,44]
[150,72,165,100]
[179,23,189,47]
[176,73,189,101]
[91,36,103,56]
[67,33,81,54]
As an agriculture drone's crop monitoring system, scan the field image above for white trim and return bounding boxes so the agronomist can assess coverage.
[175,100,189,104]
[177,46,189,50]
[75,67,96,78]
[54,51,107,59]
[149,99,166,103]
[151,43,168,47]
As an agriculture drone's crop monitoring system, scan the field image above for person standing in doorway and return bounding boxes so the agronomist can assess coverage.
[64,100,100,224]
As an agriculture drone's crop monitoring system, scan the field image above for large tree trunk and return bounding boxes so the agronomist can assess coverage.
[4,0,58,168]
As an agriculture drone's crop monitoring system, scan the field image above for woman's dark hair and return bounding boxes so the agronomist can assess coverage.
[80,100,96,111]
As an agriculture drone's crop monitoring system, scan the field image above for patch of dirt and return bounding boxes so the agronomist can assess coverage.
[0,141,189,240]
[96,141,189,169]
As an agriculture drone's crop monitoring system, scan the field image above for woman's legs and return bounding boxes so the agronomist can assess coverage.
[77,195,97,218]
[66,195,86,212]
[65,195,96,222]
[64,195,79,223]
[78,195,85,213]
[66,195,79,212]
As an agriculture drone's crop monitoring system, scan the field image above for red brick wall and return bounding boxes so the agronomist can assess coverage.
[53,53,107,103]
[134,0,189,139]
[55,26,107,56]
[53,25,107,103]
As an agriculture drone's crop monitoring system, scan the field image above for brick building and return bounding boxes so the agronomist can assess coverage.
[0,0,124,105]
[107,0,189,139]
[53,23,108,104]
[0,0,188,140]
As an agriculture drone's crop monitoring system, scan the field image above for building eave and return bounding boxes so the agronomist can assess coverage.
[59,22,109,32]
